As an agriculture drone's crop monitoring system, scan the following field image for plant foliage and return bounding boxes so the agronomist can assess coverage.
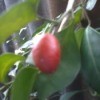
[0,0,99,100]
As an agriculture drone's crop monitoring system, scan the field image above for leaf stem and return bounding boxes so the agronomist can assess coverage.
[82,7,91,26]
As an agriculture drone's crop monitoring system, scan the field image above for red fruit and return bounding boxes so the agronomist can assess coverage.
[32,34,60,74]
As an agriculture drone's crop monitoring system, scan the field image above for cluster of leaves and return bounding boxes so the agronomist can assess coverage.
[0,0,100,100]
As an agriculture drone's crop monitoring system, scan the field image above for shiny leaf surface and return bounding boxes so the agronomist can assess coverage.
[60,91,79,100]
[11,67,38,100]
[81,26,100,93]
[0,1,38,44]
[0,53,24,82]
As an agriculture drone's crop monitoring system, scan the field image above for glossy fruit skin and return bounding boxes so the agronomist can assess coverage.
[32,34,60,74]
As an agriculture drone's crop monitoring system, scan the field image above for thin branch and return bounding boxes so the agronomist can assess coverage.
[58,0,76,32]
[0,81,13,92]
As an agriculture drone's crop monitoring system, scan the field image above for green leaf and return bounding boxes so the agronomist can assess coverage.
[60,91,79,100]
[0,1,38,44]
[74,7,82,24]
[81,26,100,93]
[26,0,39,5]
[0,53,24,82]
[36,22,81,99]
[11,67,38,100]
[75,28,84,49]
